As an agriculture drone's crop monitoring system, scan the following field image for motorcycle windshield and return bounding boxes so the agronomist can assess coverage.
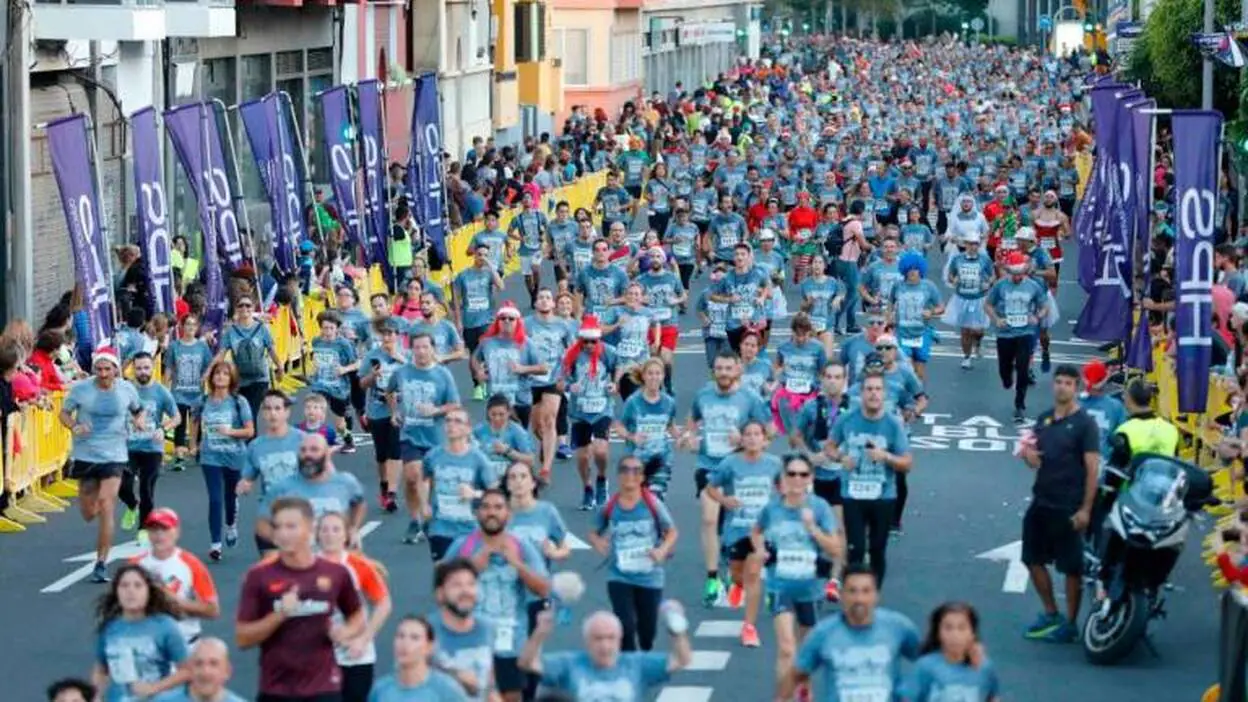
[1120,458,1188,527]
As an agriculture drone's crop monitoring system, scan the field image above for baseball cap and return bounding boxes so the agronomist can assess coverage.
[144,507,181,530]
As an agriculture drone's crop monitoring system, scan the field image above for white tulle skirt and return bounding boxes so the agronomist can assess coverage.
[942,294,990,330]
[1040,291,1061,329]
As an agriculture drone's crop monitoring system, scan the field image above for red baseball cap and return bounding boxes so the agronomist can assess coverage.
[144,508,180,530]
[1082,360,1109,388]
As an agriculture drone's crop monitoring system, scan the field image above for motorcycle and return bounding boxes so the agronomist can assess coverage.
[1082,453,1215,665]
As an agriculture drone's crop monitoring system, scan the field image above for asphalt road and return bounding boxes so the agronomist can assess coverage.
[0,249,1223,702]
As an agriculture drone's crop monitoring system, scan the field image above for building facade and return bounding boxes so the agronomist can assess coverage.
[415,0,493,158]
[549,0,644,127]
[641,0,760,96]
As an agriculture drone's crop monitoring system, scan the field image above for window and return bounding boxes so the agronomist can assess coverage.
[610,31,640,84]
[514,1,546,63]
[557,28,588,85]
[239,54,273,201]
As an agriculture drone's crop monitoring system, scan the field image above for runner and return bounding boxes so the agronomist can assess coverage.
[712,243,771,353]
[425,407,493,562]
[771,314,827,435]
[359,317,407,512]
[525,288,574,482]
[92,563,190,698]
[560,315,620,510]
[825,371,914,586]
[238,390,303,552]
[614,358,679,500]
[333,285,372,451]
[121,351,179,540]
[59,345,147,582]
[797,254,844,358]
[445,489,551,702]
[269,432,367,533]
[888,252,943,384]
[635,247,685,390]
[453,243,506,402]
[215,296,282,421]
[589,456,679,652]
[369,616,470,701]
[905,602,1000,701]
[386,331,461,544]
[429,559,494,700]
[509,191,550,307]
[604,282,657,402]
[985,251,1049,423]
[1013,227,1061,374]
[473,395,536,487]
[165,638,248,702]
[198,360,254,561]
[753,454,842,700]
[942,231,995,369]
[166,315,213,471]
[308,311,360,454]
[705,418,782,649]
[696,264,732,368]
[575,239,630,318]
[130,508,220,647]
[236,496,365,702]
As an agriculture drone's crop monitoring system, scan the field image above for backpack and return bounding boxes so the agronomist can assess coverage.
[232,324,267,379]
[603,489,665,536]
[812,394,847,443]
[823,222,846,259]
[458,530,523,559]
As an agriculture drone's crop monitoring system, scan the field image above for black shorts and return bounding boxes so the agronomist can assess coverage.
[463,325,489,354]
[429,535,454,563]
[625,185,642,200]
[768,594,818,626]
[400,443,429,464]
[326,395,350,418]
[493,656,526,693]
[724,536,755,562]
[368,419,402,463]
[71,460,125,482]
[571,417,611,449]
[1022,504,1084,576]
[695,467,713,497]
[531,384,562,404]
[814,477,843,507]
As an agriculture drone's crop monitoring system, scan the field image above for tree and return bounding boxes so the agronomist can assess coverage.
[1127,0,1241,116]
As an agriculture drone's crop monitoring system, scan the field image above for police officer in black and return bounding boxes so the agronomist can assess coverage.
[790,360,850,602]
[1017,364,1100,644]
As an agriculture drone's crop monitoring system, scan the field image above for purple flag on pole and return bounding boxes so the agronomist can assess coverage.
[129,107,175,316]
[1125,100,1157,371]
[1076,84,1125,293]
[46,114,115,347]
[274,92,309,270]
[1172,110,1223,413]
[164,103,227,330]
[317,86,363,247]
[239,96,291,272]
[357,79,393,280]
[410,73,448,262]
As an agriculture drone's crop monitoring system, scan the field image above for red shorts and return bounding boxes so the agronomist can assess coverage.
[657,325,680,351]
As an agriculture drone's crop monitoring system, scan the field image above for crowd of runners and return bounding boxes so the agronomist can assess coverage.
[29,31,1132,702]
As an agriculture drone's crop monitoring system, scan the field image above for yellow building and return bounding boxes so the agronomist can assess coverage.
[494,0,564,141]
[548,0,645,126]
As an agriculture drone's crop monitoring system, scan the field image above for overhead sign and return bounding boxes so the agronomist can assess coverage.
[678,21,737,46]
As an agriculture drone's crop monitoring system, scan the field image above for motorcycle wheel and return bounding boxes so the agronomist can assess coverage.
[1082,590,1150,665]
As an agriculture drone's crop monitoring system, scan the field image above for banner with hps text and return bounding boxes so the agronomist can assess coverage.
[129,107,175,317]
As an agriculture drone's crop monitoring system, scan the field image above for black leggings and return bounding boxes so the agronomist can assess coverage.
[173,404,193,448]
[120,451,162,525]
[843,498,895,587]
[679,263,695,291]
[618,374,640,403]
[893,473,908,530]
[556,392,569,436]
[607,581,663,652]
[996,335,1034,411]
[240,381,269,424]
[813,478,840,579]
[341,663,373,702]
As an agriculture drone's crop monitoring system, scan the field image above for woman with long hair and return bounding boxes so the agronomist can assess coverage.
[92,563,189,700]
[317,512,393,702]
[370,616,468,700]
[613,358,678,499]
[198,360,255,561]
[906,602,999,701]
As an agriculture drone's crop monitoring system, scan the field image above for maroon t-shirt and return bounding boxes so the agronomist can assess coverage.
[237,555,362,696]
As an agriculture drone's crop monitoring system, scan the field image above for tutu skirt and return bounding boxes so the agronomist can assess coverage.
[941,294,990,330]
[1040,292,1061,329]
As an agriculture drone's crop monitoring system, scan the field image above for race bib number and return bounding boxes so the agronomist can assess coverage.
[838,688,890,702]
[1007,313,1028,328]
[109,649,139,684]
[811,318,827,333]
[673,240,693,258]
[619,339,644,358]
[580,394,607,415]
[467,296,489,312]
[1040,238,1056,250]
[616,546,655,574]
[847,478,883,501]
[720,229,740,248]
[775,549,817,580]
[438,494,473,521]
[732,303,754,320]
[785,377,813,394]
[732,486,771,525]
[899,336,923,349]
[651,306,672,322]
[706,431,731,458]
[492,619,516,654]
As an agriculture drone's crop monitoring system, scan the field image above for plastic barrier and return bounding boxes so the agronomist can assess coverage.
[0,169,610,535]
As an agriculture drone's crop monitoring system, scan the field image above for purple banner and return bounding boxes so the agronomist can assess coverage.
[275,92,309,271]
[357,79,393,279]
[164,103,227,330]
[1076,83,1125,293]
[410,73,448,262]
[239,96,288,272]
[1172,110,1223,413]
[129,107,175,316]
[1125,99,1157,371]
[46,114,114,347]
[317,86,363,247]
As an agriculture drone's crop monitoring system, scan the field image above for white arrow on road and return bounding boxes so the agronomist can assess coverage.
[976,540,1030,594]
[43,541,147,594]
[566,532,592,550]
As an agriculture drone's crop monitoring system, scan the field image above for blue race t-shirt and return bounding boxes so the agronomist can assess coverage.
[831,408,910,502]
[309,336,357,400]
[243,429,306,508]
[386,363,460,449]
[711,452,784,545]
[165,339,213,408]
[690,386,772,469]
[428,615,494,702]
[360,346,408,420]
[443,532,549,658]
[65,378,142,464]
[903,652,1002,702]
[794,609,920,702]
[472,420,535,485]
[367,671,470,702]
[127,382,177,454]
[96,614,188,702]
[595,495,676,589]
[540,651,671,700]
[757,495,838,604]
[197,394,253,469]
[426,445,493,538]
[987,277,1047,339]
[270,470,365,521]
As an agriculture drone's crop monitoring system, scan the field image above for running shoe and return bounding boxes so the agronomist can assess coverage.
[1044,620,1078,644]
[556,443,572,460]
[1027,368,1037,385]
[403,520,425,544]
[960,357,972,370]
[594,478,609,506]
[890,526,903,539]
[537,467,552,485]
[580,487,596,511]
[121,507,138,532]
[380,492,398,514]
[1013,409,1027,425]
[740,622,761,648]
[208,545,223,563]
[169,457,186,473]
[91,561,110,583]
[1041,352,1052,374]
[472,385,487,401]
[225,525,239,549]
[341,435,357,454]
[726,583,745,609]
[702,577,725,607]
[824,578,841,603]
[795,682,812,702]
[136,529,150,547]
[1023,612,1063,640]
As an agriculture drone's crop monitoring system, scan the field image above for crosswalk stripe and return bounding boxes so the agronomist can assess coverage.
[676,327,1102,349]
[685,650,732,671]
[671,345,1094,364]
[694,620,745,638]
[656,687,716,702]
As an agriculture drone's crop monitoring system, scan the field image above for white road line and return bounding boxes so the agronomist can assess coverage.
[694,620,744,638]
[976,540,1030,594]
[565,532,592,551]
[685,650,732,671]
[359,520,382,541]
[675,327,1102,349]
[672,346,1095,363]
[656,687,715,702]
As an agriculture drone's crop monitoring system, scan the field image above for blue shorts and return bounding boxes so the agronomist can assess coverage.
[897,331,932,363]
[767,591,818,626]
[400,442,429,464]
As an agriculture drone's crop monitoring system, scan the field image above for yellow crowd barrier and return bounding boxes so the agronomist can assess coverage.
[0,394,77,533]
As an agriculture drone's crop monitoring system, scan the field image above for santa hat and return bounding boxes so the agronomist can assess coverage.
[578,315,603,340]
[1004,251,1030,275]
[92,346,121,370]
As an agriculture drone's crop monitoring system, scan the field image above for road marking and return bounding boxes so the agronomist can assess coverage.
[42,541,146,594]
[672,345,1095,364]
[359,520,381,541]
[694,619,744,638]
[685,650,732,671]
[976,540,1029,594]
[676,327,1104,348]
[656,687,715,702]
[566,532,592,550]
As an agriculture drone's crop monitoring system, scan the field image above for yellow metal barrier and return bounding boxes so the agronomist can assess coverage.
[1,394,76,533]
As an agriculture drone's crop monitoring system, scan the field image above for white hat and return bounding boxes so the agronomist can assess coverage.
[1014,226,1036,241]
[759,228,777,241]
[960,231,982,244]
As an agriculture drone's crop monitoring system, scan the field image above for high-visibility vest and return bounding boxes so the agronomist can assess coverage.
[1115,415,1180,458]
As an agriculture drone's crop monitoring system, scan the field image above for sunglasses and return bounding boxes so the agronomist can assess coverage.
[786,471,812,478]
[876,345,896,351]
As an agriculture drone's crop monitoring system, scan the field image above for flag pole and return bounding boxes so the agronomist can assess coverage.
[212,98,262,300]
[284,90,328,265]
[84,112,121,341]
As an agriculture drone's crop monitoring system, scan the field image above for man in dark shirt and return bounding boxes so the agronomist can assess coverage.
[1018,364,1099,644]
[236,496,365,701]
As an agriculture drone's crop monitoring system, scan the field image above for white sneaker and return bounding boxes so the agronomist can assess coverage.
[960,357,972,370]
